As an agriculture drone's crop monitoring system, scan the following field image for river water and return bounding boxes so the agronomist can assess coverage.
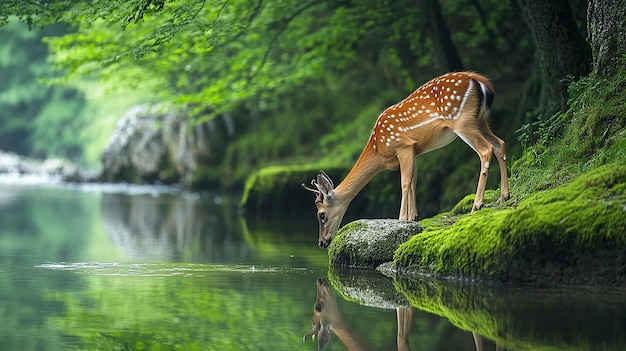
[0,181,624,350]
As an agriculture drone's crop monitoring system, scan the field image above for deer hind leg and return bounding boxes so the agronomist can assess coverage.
[397,148,418,221]
[455,129,494,212]
[479,122,510,204]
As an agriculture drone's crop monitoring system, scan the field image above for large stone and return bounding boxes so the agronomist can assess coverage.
[328,219,422,269]
[100,104,236,187]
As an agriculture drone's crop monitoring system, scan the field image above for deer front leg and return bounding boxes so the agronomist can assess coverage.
[396,307,414,351]
[472,332,483,351]
[398,149,418,221]
[473,155,490,212]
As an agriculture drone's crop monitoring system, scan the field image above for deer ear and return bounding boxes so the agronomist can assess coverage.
[318,324,331,350]
[316,171,335,199]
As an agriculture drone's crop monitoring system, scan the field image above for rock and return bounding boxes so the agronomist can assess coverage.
[101,105,172,184]
[328,268,410,309]
[100,104,236,188]
[328,219,422,269]
[0,150,94,182]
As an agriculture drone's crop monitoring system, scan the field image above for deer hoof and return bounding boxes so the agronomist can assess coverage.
[471,203,483,213]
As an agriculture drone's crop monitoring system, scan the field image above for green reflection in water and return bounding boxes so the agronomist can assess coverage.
[42,262,325,350]
[395,277,626,351]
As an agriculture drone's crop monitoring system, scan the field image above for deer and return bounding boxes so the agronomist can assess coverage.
[303,72,510,248]
[303,277,414,351]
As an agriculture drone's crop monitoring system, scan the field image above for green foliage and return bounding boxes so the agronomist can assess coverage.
[4,0,533,208]
[512,64,626,200]
[0,19,86,160]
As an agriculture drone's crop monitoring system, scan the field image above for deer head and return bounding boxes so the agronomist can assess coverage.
[302,171,346,249]
[303,277,339,350]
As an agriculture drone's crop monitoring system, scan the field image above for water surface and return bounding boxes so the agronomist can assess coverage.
[0,183,624,350]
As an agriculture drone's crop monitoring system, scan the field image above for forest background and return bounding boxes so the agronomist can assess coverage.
[0,0,600,217]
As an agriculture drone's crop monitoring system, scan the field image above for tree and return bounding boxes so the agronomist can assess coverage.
[587,0,626,78]
[516,0,592,115]
[418,0,464,72]
[0,19,86,159]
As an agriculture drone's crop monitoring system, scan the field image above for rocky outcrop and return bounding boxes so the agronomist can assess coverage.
[100,104,235,188]
[0,150,93,182]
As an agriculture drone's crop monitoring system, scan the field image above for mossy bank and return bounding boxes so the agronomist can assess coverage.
[393,163,626,286]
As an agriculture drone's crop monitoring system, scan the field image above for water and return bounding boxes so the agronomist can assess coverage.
[0,182,625,350]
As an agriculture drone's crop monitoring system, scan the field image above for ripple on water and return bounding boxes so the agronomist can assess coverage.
[35,262,308,277]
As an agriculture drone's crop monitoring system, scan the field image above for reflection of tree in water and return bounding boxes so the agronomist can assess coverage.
[101,193,251,261]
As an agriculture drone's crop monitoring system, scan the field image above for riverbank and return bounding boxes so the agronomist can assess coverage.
[0,150,98,183]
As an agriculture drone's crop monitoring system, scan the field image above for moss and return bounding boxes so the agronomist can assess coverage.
[394,163,626,285]
[449,189,501,214]
[239,164,346,215]
[328,222,368,267]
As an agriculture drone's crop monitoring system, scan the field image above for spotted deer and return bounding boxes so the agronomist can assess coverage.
[303,72,510,248]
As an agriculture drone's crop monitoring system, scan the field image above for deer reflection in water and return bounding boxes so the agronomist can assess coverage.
[303,277,413,351]
[304,278,504,351]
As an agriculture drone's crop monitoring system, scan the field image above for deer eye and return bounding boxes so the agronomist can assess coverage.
[315,303,322,312]
[319,212,326,222]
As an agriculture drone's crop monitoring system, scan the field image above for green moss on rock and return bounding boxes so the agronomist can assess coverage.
[394,163,626,286]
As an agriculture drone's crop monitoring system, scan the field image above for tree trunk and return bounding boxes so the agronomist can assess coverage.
[418,0,464,72]
[516,0,591,115]
[587,0,626,78]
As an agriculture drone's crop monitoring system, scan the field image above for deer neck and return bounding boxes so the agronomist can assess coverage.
[334,138,387,206]
[328,315,374,351]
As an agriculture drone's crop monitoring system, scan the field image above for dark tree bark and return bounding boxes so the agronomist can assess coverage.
[587,0,626,78]
[418,0,464,72]
[516,0,592,114]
